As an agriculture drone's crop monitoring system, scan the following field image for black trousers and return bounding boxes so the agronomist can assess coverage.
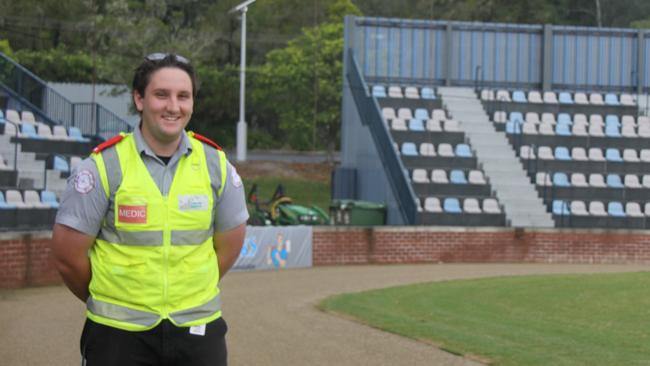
[80,317,228,366]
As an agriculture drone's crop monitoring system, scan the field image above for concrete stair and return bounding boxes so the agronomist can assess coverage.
[438,87,554,228]
[0,135,46,188]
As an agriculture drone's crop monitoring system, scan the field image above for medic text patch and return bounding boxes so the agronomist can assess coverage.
[118,205,147,224]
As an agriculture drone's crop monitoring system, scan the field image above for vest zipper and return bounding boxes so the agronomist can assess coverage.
[162,195,170,318]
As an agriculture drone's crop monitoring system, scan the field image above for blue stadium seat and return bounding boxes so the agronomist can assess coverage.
[557,113,572,125]
[414,108,429,120]
[69,127,90,142]
[443,198,462,213]
[408,119,425,131]
[552,200,570,215]
[556,123,572,136]
[449,170,467,184]
[421,87,436,99]
[607,201,625,217]
[0,110,5,124]
[0,191,16,209]
[605,125,621,137]
[605,93,620,105]
[372,85,386,98]
[509,112,524,124]
[54,155,70,172]
[21,124,41,139]
[558,92,574,104]
[455,144,472,157]
[554,146,571,160]
[605,148,623,162]
[40,191,59,209]
[512,90,527,103]
[553,172,570,187]
[505,121,522,134]
[606,174,624,188]
[401,143,418,156]
[605,115,621,127]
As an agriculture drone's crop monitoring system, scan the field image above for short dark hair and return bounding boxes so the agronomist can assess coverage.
[132,53,198,98]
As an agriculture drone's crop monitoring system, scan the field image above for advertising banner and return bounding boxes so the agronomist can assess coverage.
[232,226,313,271]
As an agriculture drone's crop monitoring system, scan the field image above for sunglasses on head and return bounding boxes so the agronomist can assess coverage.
[145,52,190,64]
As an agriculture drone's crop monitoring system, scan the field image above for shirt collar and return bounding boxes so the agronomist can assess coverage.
[134,124,193,159]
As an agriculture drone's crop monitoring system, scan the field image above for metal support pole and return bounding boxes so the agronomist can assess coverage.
[236,7,248,162]
[637,30,645,95]
[542,24,553,91]
[445,22,453,86]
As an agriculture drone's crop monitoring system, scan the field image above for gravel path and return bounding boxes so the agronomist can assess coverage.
[1,263,647,366]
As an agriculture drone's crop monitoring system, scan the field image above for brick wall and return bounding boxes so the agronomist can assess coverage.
[313,226,650,265]
[3,227,650,289]
[0,231,60,288]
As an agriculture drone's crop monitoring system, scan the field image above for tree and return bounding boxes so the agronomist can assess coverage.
[252,0,361,154]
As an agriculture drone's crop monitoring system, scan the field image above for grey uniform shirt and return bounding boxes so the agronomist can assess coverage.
[55,127,249,236]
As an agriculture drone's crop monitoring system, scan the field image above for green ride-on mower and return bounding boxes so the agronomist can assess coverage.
[247,183,329,226]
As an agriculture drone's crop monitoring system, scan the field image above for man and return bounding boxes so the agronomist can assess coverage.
[51,53,248,366]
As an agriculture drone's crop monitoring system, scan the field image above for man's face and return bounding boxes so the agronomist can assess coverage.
[134,67,194,145]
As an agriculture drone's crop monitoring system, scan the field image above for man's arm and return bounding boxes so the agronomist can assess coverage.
[51,223,95,302]
[213,223,246,280]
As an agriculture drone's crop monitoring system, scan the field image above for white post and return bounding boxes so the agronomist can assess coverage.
[236,7,248,162]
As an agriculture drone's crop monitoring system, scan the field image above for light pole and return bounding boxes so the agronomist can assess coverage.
[230,0,256,162]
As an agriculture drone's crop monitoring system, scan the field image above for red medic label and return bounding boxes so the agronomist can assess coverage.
[118,205,147,224]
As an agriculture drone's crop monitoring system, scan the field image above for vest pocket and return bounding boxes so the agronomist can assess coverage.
[167,249,218,308]
[92,253,157,305]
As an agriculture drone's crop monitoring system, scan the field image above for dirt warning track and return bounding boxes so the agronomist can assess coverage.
[1,263,646,366]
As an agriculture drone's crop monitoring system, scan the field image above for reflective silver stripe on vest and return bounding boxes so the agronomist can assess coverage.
[98,227,164,246]
[101,147,122,195]
[100,147,121,230]
[169,293,222,324]
[171,229,213,246]
[87,297,159,327]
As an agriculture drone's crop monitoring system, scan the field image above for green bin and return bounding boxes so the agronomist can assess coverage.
[329,199,386,226]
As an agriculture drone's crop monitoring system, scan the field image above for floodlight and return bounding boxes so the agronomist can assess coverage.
[229,0,256,14]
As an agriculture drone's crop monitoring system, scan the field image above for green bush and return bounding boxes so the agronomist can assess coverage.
[14,47,110,83]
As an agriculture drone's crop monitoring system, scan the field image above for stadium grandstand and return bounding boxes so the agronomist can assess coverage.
[333,16,650,229]
[0,52,132,231]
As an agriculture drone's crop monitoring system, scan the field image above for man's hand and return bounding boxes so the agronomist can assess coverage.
[213,223,246,280]
[51,224,95,302]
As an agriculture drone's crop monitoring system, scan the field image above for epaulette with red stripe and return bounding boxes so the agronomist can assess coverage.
[92,134,125,154]
[190,132,222,151]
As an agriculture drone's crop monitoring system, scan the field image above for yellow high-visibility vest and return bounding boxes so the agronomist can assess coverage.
[88,131,227,331]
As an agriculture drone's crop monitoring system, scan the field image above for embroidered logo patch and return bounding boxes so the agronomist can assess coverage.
[118,205,147,223]
[74,170,95,194]
[178,195,209,211]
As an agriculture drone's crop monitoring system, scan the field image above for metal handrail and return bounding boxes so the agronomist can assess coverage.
[346,50,417,224]
[0,52,132,139]
[0,82,59,126]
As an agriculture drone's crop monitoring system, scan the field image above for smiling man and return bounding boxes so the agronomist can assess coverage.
[51,53,248,366]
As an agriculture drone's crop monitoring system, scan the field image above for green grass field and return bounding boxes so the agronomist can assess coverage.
[243,176,330,212]
[320,272,650,366]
